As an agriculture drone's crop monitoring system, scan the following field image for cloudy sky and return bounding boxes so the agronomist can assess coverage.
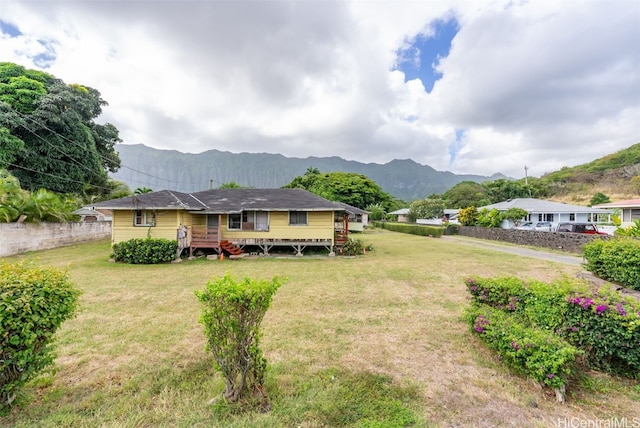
[1,0,639,179]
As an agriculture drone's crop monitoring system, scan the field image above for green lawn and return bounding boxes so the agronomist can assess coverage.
[1,230,638,427]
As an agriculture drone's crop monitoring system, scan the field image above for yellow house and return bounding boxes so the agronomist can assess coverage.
[92,188,349,256]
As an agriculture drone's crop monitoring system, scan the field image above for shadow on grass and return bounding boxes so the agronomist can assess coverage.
[211,365,427,427]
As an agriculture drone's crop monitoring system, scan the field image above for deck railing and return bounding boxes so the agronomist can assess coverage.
[190,226,219,247]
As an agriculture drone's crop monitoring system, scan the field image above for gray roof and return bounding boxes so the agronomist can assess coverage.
[389,208,410,215]
[73,207,105,216]
[479,198,612,213]
[333,201,368,215]
[91,188,346,213]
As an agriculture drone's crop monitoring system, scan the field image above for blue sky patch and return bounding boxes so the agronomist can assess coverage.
[32,39,58,68]
[0,19,22,37]
[396,17,459,92]
[448,128,465,165]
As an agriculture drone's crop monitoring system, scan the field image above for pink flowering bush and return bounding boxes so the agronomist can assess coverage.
[466,276,640,380]
[465,305,580,390]
[562,286,640,377]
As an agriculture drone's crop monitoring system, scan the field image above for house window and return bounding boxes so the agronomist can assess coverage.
[255,212,269,231]
[544,214,554,222]
[228,213,241,230]
[134,210,155,227]
[569,213,575,221]
[289,211,308,225]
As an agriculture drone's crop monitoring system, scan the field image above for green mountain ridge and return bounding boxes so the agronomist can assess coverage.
[110,144,507,201]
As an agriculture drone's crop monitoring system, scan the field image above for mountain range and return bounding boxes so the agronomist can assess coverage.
[111,144,507,201]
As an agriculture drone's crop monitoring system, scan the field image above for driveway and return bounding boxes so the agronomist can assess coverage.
[442,235,640,301]
[442,235,584,266]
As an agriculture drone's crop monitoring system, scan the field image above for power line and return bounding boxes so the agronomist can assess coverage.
[4,103,201,189]
[2,161,114,192]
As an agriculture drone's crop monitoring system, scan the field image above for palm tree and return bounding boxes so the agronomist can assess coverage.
[305,167,320,176]
[0,170,27,222]
[134,187,153,194]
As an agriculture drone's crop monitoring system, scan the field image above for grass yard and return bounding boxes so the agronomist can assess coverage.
[1,229,639,427]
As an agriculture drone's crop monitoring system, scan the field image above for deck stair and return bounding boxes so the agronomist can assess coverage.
[220,240,244,256]
[335,230,348,248]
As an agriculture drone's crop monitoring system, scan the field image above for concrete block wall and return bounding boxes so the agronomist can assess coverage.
[458,226,609,254]
[0,221,111,257]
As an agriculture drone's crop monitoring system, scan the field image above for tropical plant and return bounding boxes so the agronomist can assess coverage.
[457,206,478,226]
[0,169,27,222]
[615,218,640,237]
[134,187,153,194]
[365,203,386,221]
[0,170,78,222]
[476,208,503,228]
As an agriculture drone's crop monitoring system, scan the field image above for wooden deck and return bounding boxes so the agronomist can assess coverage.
[185,224,347,256]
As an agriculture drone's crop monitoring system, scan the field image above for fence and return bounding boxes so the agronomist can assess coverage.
[458,226,608,254]
[0,221,111,257]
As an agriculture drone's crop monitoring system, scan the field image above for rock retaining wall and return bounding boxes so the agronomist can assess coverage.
[0,221,111,257]
[458,226,609,254]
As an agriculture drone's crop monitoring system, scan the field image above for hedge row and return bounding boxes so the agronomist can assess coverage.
[112,238,178,264]
[583,238,640,291]
[466,276,640,380]
[373,222,444,238]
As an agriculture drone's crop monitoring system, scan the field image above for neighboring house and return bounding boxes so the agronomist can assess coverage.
[417,209,460,225]
[479,198,613,230]
[389,208,410,223]
[334,202,369,232]
[91,188,349,256]
[72,207,112,222]
[389,208,458,225]
[593,199,640,228]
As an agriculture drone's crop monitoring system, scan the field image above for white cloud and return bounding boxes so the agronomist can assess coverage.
[1,0,638,180]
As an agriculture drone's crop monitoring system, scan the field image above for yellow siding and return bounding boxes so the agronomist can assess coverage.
[222,211,334,241]
[112,210,336,244]
[111,210,189,244]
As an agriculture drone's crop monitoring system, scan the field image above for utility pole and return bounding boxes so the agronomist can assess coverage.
[524,165,532,197]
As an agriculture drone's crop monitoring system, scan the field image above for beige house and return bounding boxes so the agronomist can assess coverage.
[389,208,410,223]
[593,198,640,228]
[91,188,349,256]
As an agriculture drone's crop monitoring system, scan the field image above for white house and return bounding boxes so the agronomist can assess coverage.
[479,198,613,230]
[593,199,640,228]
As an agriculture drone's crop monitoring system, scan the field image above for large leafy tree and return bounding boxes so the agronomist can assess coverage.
[0,62,121,196]
[283,170,394,210]
[408,197,445,222]
[443,181,490,209]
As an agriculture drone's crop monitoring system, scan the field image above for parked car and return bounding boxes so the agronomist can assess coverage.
[514,221,553,231]
[555,222,608,235]
[514,221,534,230]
